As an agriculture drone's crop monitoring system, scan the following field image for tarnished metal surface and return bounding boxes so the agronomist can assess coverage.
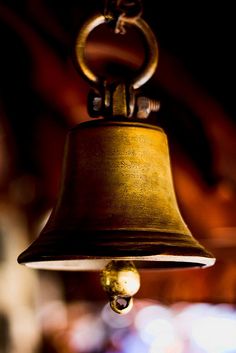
[18,120,215,269]
[101,260,140,314]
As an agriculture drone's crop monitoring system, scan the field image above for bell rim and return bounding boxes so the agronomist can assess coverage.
[19,255,215,271]
[18,228,216,271]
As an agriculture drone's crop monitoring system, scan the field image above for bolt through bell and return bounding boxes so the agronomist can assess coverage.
[18,119,215,270]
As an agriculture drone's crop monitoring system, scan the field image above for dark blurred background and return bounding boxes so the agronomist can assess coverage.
[0,1,236,353]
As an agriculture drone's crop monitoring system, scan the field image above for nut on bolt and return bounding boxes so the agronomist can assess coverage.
[137,96,160,119]
[88,90,103,117]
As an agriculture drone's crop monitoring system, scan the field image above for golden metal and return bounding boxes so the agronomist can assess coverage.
[18,120,215,270]
[75,13,158,89]
[101,260,140,314]
[104,0,143,33]
[17,7,215,315]
[112,83,128,117]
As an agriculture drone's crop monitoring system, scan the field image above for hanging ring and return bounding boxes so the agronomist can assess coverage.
[75,14,158,90]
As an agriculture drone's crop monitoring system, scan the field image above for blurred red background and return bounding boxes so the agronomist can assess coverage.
[0,1,236,352]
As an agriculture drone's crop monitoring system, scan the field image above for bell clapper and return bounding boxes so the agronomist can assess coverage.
[101,261,140,314]
[110,295,133,315]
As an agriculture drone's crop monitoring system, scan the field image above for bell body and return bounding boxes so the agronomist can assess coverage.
[18,120,215,270]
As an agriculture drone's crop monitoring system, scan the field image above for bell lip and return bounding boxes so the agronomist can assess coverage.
[18,227,215,271]
[70,119,164,133]
[18,254,216,271]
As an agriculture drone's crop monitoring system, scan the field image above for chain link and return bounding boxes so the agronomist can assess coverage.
[104,0,143,33]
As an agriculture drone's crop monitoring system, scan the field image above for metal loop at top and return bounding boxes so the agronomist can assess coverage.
[104,0,143,27]
[75,13,158,90]
[105,0,143,18]
[115,0,143,18]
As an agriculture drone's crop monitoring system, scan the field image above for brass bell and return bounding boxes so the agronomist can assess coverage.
[18,119,215,270]
[18,10,215,314]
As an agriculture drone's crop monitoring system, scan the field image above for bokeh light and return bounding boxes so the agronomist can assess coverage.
[191,309,236,353]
